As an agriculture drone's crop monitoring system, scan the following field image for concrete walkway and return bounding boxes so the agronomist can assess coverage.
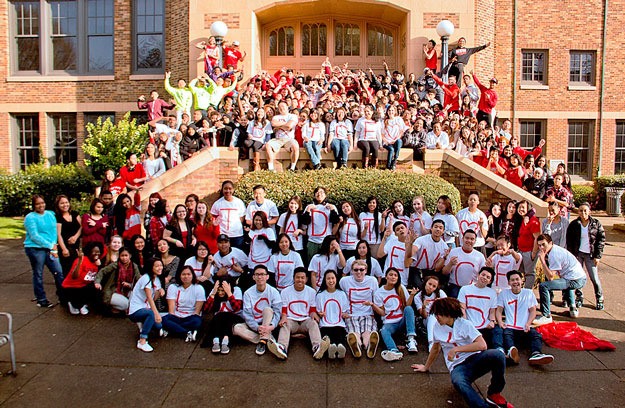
[1,217,625,407]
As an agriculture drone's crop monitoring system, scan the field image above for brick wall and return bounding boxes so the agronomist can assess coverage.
[423,13,460,29]
[204,13,240,30]
[474,0,495,79]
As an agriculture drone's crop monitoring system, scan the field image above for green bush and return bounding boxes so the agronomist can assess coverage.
[571,185,596,208]
[83,112,149,179]
[0,163,95,216]
[593,175,625,210]
[235,168,461,214]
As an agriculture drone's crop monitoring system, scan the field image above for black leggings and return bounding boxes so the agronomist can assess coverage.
[203,312,244,342]
[320,326,347,346]
[64,284,97,308]
[357,140,380,162]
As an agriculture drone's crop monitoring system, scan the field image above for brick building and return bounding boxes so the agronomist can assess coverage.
[1,0,623,180]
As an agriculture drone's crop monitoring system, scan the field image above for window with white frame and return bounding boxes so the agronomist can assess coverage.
[521,50,547,84]
[568,121,593,177]
[519,120,544,150]
[51,113,77,164]
[10,0,114,75]
[14,114,40,170]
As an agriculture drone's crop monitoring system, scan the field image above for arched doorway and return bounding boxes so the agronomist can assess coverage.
[255,0,409,74]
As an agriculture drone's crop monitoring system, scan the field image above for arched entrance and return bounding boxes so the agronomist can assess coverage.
[255,0,409,74]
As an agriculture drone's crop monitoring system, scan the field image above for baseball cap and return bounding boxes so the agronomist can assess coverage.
[217,234,230,242]
[232,40,240,46]
[490,78,498,84]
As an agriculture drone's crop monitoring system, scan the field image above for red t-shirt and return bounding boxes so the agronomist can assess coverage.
[223,47,243,68]
[505,166,525,188]
[517,216,540,252]
[194,221,221,254]
[119,164,146,188]
[109,178,126,196]
[425,49,438,70]
[62,257,99,289]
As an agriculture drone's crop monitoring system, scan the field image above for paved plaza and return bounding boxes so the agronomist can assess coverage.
[1,217,625,407]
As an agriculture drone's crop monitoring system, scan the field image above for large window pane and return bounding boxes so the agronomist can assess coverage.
[520,121,543,149]
[570,51,595,85]
[302,23,327,56]
[335,23,360,56]
[51,114,77,164]
[137,34,163,69]
[269,26,294,57]
[88,36,113,71]
[14,1,40,71]
[134,0,164,72]
[567,121,592,177]
[50,1,77,71]
[88,0,113,71]
[15,114,40,170]
[367,25,393,57]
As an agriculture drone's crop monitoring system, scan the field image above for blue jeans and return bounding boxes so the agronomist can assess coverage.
[383,139,402,168]
[576,252,602,300]
[503,327,543,355]
[304,141,322,165]
[25,247,65,303]
[380,306,416,351]
[539,277,586,316]
[450,349,506,408]
[331,139,350,166]
[162,314,202,336]
[446,283,461,299]
[129,308,162,339]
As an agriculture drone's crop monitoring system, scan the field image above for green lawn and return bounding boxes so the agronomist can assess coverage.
[0,217,25,239]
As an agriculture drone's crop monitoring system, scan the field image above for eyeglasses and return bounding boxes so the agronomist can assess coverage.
[353,268,366,272]
[253,273,268,277]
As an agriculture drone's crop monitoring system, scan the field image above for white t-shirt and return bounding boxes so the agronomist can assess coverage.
[245,199,279,224]
[166,283,205,318]
[579,224,591,253]
[497,288,537,330]
[211,197,246,237]
[339,275,378,317]
[409,212,433,238]
[359,211,383,245]
[383,237,408,285]
[445,247,486,287]
[490,253,521,290]
[248,227,276,266]
[128,274,162,315]
[216,286,243,315]
[338,218,360,251]
[410,234,448,270]
[280,284,317,321]
[374,285,409,324]
[431,317,482,372]
[309,253,341,288]
[383,116,408,144]
[414,290,447,316]
[302,121,326,142]
[277,212,304,251]
[433,213,460,244]
[273,113,298,140]
[456,208,488,247]
[211,248,248,279]
[307,204,335,244]
[329,120,353,140]
[268,250,304,291]
[547,245,586,280]
[344,256,383,279]
[246,121,272,143]
[316,289,349,328]
[184,256,207,278]
[355,118,382,141]
[457,284,497,329]
[242,285,282,330]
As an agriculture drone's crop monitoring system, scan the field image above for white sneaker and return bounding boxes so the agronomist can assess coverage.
[328,343,338,359]
[79,305,89,315]
[159,329,168,338]
[267,339,288,360]
[407,338,418,353]
[569,308,579,318]
[137,340,153,352]
[191,330,197,341]
[68,304,80,315]
[381,350,403,362]
[367,331,380,359]
[185,331,194,343]
[313,336,331,360]
[532,315,553,326]
[211,341,221,353]
[336,344,347,359]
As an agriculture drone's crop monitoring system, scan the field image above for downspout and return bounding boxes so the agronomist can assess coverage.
[512,0,517,135]
[597,0,608,177]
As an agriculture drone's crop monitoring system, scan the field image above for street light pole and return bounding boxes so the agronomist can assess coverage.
[436,20,455,82]
[210,21,229,68]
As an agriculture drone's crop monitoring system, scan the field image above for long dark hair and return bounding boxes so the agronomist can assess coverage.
[273,233,295,254]
[174,265,198,286]
[145,257,163,286]
[365,196,381,241]
[317,269,341,293]
[336,201,361,240]
[317,235,337,260]
[283,195,303,238]
[385,267,406,307]
[419,275,441,303]
[113,193,131,236]
[354,240,373,275]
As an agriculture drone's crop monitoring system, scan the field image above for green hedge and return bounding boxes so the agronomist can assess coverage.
[0,163,95,216]
[571,185,596,208]
[593,175,625,210]
[235,168,462,214]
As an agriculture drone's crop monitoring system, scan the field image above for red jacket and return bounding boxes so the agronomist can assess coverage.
[473,74,498,114]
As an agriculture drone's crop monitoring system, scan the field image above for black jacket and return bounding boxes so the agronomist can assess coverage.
[566,216,605,259]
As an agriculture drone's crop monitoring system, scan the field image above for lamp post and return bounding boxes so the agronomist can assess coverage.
[210,21,228,68]
[436,20,455,82]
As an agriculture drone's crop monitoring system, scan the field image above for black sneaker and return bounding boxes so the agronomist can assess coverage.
[596,299,604,310]
[575,296,583,308]
[37,299,54,308]
[255,341,267,356]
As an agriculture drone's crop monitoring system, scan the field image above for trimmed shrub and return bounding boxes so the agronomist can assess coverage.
[571,185,596,208]
[235,168,462,214]
[83,112,149,179]
[593,175,625,210]
[0,163,95,216]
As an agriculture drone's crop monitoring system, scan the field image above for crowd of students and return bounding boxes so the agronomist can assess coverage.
[24,178,606,407]
[21,37,609,408]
